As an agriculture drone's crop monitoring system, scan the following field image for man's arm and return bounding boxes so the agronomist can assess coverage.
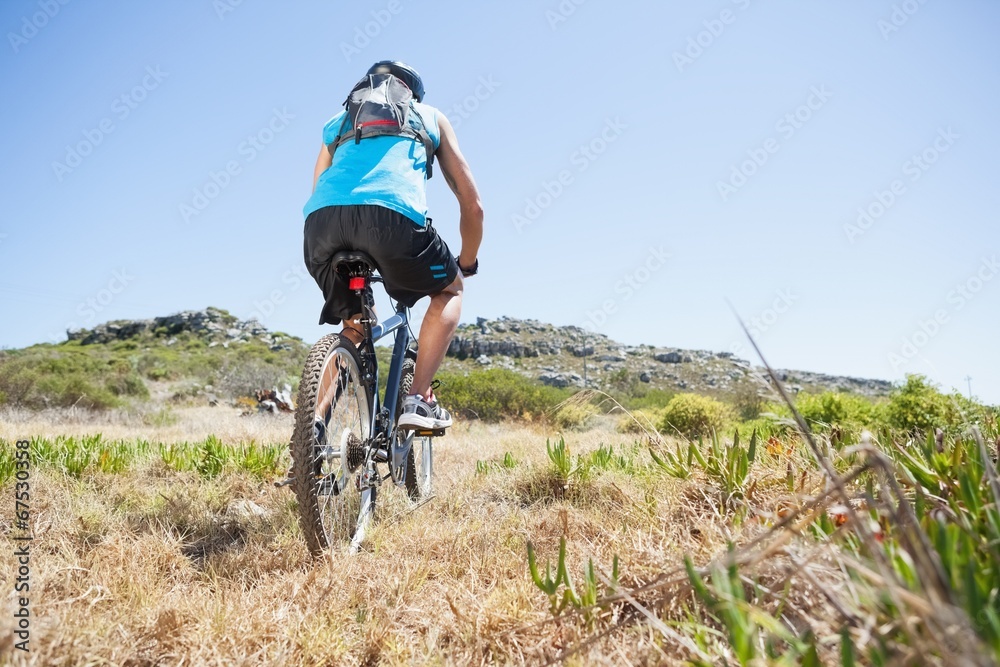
[435,113,484,272]
[312,145,332,192]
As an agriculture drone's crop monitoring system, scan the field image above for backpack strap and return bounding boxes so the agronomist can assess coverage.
[408,105,436,180]
[327,113,352,158]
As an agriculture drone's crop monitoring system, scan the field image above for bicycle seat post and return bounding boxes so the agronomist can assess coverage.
[356,275,377,381]
[332,250,380,381]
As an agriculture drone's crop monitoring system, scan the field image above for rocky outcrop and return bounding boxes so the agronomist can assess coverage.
[539,372,584,388]
[772,371,892,395]
[66,307,300,352]
[443,316,894,398]
[447,336,542,359]
[654,351,691,364]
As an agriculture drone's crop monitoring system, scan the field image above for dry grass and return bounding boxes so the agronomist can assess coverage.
[0,406,293,444]
[2,403,995,665]
[0,408,737,666]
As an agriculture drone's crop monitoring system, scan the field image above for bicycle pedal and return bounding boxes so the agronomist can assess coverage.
[411,428,445,437]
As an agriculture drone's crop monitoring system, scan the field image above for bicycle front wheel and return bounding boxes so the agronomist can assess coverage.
[290,334,371,555]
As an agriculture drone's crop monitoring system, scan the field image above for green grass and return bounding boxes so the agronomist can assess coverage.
[158,436,285,480]
[0,435,286,484]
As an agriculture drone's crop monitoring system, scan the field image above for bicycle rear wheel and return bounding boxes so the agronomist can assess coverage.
[291,334,371,555]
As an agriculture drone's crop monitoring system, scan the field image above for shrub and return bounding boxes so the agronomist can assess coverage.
[435,369,571,422]
[658,393,731,439]
[216,357,291,399]
[1,322,307,410]
[104,359,149,398]
[553,402,597,431]
[884,374,961,434]
[795,391,878,429]
[0,349,147,409]
[946,393,998,430]
[604,368,635,395]
[616,408,664,435]
[731,378,767,421]
[625,388,675,411]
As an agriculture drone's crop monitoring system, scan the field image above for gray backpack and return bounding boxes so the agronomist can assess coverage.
[328,72,436,179]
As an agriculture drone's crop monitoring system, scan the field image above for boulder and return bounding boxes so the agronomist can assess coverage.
[539,372,584,388]
[226,500,268,520]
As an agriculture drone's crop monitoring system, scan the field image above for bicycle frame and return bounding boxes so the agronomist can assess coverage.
[352,275,418,479]
[349,290,415,554]
[291,255,435,555]
[368,303,410,438]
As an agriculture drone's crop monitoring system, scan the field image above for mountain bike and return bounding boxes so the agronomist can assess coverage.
[284,250,441,555]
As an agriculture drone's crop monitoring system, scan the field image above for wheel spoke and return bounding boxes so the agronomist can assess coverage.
[290,336,372,554]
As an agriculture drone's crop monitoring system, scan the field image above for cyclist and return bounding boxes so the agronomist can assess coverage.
[303,60,483,431]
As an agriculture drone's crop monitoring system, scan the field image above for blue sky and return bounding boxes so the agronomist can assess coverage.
[2,1,998,404]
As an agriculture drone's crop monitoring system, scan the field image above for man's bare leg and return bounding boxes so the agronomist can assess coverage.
[340,314,365,347]
[315,314,367,424]
[412,275,463,399]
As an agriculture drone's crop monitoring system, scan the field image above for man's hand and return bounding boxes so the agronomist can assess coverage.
[435,113,483,271]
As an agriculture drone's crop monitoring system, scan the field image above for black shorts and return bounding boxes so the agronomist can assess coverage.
[304,205,459,325]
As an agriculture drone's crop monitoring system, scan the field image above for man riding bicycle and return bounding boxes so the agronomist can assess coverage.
[302,60,483,431]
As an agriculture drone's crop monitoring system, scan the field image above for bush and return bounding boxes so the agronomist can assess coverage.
[795,391,879,430]
[658,393,732,439]
[616,408,664,435]
[216,357,291,399]
[435,369,571,422]
[884,374,973,434]
[0,349,148,409]
[553,402,598,431]
[0,322,307,410]
[625,388,675,411]
[731,378,766,421]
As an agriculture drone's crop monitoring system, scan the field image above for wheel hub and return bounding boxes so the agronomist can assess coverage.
[341,429,366,472]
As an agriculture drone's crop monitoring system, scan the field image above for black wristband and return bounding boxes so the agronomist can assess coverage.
[457,257,478,277]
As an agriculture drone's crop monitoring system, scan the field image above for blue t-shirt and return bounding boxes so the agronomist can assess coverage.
[302,102,441,225]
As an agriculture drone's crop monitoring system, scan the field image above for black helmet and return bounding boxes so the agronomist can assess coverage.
[366,60,425,102]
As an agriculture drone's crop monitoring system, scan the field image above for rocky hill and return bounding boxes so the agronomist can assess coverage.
[441,316,892,399]
[62,311,894,399]
[0,308,309,411]
[1,309,893,412]
[65,307,301,354]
